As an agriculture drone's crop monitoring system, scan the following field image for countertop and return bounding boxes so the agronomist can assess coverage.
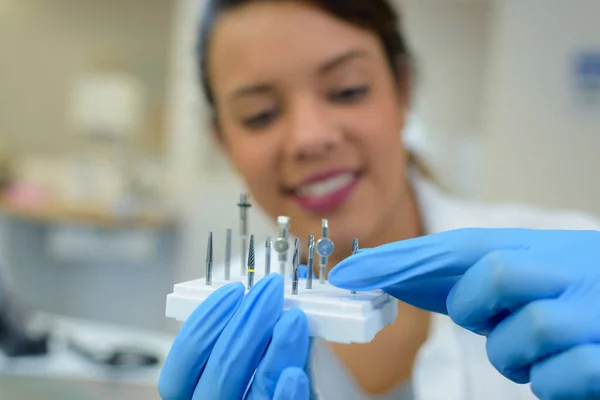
[0,375,162,400]
[0,314,176,399]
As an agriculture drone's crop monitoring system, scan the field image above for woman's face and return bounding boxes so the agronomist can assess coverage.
[208,1,410,253]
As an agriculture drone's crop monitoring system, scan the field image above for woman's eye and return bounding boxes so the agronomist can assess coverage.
[330,86,370,103]
[242,109,279,129]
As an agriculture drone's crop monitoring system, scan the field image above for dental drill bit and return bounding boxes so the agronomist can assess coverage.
[247,234,255,289]
[292,238,300,295]
[350,238,359,294]
[273,216,291,278]
[306,235,315,289]
[265,236,272,275]
[206,232,213,286]
[224,229,232,280]
[238,193,252,276]
[315,219,334,284]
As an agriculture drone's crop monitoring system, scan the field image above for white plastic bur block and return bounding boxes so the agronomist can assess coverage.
[166,278,398,344]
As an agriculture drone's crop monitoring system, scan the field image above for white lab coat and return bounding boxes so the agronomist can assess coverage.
[410,177,599,400]
[218,174,600,400]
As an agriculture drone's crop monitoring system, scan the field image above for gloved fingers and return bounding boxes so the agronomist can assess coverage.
[295,265,316,279]
[247,308,310,399]
[158,282,245,400]
[384,276,460,314]
[192,274,285,400]
[446,250,571,334]
[486,282,600,384]
[272,368,310,400]
[297,265,308,279]
[328,228,546,292]
[530,343,600,400]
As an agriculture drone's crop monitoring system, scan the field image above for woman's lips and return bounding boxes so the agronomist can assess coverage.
[290,171,361,214]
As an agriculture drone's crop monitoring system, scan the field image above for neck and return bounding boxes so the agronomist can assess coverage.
[324,178,431,395]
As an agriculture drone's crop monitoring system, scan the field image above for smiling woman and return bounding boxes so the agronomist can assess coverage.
[189,0,430,396]
[157,1,600,399]
[198,0,421,272]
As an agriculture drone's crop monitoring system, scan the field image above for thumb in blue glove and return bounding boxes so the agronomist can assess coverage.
[291,265,317,280]
[273,368,310,400]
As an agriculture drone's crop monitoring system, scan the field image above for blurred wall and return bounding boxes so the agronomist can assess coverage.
[399,0,490,197]
[0,0,179,333]
[482,0,600,216]
[0,0,172,156]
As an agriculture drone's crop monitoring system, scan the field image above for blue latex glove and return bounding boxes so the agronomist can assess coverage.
[293,265,317,279]
[158,274,310,400]
[328,228,600,400]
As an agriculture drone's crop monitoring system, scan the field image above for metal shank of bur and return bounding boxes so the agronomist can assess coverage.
[276,217,290,277]
[238,193,251,276]
[206,232,213,286]
[319,220,328,284]
[265,237,272,275]
[225,229,232,280]
[306,235,314,289]
[247,234,255,289]
[292,238,300,295]
[350,238,359,294]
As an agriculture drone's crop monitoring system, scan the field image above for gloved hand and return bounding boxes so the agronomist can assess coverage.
[328,228,600,400]
[294,265,317,279]
[158,274,310,400]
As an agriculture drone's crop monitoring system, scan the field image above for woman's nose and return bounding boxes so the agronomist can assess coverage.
[284,96,343,161]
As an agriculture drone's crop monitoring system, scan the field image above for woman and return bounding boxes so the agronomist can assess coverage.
[158,1,600,399]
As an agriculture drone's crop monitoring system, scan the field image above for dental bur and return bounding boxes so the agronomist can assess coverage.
[351,238,359,294]
[224,229,232,280]
[316,219,334,284]
[273,216,291,278]
[247,234,255,289]
[306,235,315,289]
[206,232,213,286]
[238,193,252,276]
[292,238,300,295]
[265,236,272,275]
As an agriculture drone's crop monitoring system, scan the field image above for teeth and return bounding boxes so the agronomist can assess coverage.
[296,173,355,197]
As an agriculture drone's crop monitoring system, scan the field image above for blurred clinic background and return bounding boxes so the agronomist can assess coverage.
[0,0,599,398]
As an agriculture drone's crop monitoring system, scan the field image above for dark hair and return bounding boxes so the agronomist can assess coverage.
[197,0,412,109]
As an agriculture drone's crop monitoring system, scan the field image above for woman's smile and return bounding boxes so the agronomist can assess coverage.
[284,169,363,214]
